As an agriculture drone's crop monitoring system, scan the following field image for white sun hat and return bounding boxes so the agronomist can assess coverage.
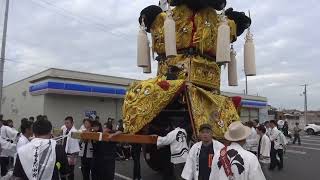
[224,121,251,142]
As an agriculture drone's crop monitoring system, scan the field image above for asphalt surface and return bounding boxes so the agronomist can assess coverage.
[74,134,320,180]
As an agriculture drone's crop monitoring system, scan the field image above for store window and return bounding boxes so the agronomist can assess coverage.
[240,107,259,122]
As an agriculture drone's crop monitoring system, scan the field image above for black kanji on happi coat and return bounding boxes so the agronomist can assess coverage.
[217,149,245,174]
[176,131,187,142]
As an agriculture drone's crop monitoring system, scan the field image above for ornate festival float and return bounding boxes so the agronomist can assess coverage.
[73,0,256,172]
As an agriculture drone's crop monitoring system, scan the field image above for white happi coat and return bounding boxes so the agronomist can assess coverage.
[269,127,287,150]
[266,128,271,137]
[17,134,30,150]
[18,138,56,180]
[209,143,266,180]
[258,134,271,164]
[181,139,224,180]
[0,125,18,157]
[0,137,16,157]
[61,126,80,154]
[245,127,259,153]
[157,127,189,164]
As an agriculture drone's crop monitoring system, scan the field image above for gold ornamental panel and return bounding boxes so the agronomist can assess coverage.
[187,85,239,139]
[158,55,221,90]
[150,5,237,56]
[123,77,185,134]
[188,57,220,90]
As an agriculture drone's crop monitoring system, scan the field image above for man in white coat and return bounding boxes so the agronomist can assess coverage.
[182,124,224,180]
[0,136,16,178]
[269,120,287,171]
[245,121,259,155]
[14,117,71,180]
[210,121,266,180]
[0,138,16,158]
[256,125,271,180]
[157,121,189,180]
[0,120,18,177]
[61,116,80,180]
[16,121,33,150]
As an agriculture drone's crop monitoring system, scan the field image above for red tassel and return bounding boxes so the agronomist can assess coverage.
[231,96,242,109]
[157,80,170,91]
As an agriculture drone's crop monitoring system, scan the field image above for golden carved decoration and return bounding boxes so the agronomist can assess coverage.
[157,55,221,90]
[187,85,240,139]
[188,57,220,90]
[151,5,237,56]
[123,77,185,134]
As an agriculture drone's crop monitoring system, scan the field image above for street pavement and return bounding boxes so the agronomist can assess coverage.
[75,134,320,180]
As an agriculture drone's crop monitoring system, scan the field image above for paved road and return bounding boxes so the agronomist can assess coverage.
[75,135,320,180]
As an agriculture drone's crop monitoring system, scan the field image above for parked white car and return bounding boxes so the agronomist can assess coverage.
[304,124,320,135]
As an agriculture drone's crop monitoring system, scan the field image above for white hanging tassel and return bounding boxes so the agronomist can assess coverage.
[164,8,177,57]
[159,0,169,11]
[216,11,231,63]
[137,18,151,67]
[244,28,256,76]
[143,66,151,73]
[143,46,152,73]
[228,45,238,86]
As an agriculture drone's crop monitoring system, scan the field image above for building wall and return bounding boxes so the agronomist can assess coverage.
[2,68,268,129]
[2,79,45,127]
[43,94,122,128]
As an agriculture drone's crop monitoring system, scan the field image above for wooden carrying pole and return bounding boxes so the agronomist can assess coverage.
[71,132,158,144]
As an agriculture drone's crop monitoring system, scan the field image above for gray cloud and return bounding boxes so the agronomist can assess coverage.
[2,0,320,110]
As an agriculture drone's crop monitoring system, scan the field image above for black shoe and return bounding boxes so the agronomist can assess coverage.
[278,167,283,171]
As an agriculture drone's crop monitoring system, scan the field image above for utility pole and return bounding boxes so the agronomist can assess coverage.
[0,0,10,113]
[302,84,308,125]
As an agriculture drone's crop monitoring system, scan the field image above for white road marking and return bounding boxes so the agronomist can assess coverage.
[301,136,320,140]
[301,138,320,141]
[115,172,132,180]
[285,149,307,155]
[290,145,320,151]
[299,138,320,143]
[300,142,320,146]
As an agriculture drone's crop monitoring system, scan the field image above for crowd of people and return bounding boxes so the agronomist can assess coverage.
[0,113,302,180]
[0,114,126,180]
[152,119,301,180]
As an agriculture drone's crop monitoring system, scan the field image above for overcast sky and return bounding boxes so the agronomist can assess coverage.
[1,0,320,110]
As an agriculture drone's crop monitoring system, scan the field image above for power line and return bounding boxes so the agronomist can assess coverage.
[39,0,124,33]
[4,57,54,69]
[29,0,130,41]
[44,0,116,26]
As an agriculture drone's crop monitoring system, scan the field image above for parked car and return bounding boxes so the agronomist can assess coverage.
[304,124,320,135]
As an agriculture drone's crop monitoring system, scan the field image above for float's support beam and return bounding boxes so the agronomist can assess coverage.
[71,132,157,144]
